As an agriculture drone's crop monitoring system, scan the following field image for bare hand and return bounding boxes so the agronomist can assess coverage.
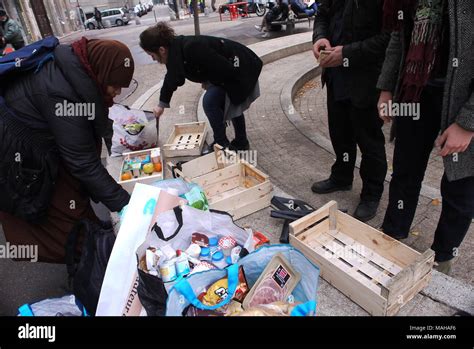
[378,91,394,123]
[313,38,331,60]
[319,46,343,68]
[153,106,164,119]
[436,123,474,157]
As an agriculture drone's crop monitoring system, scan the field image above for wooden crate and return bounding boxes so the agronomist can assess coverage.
[117,148,163,194]
[163,121,207,158]
[289,201,435,316]
[169,147,273,220]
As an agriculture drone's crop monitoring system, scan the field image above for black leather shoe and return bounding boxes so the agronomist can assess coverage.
[229,139,250,151]
[311,178,352,194]
[353,201,379,222]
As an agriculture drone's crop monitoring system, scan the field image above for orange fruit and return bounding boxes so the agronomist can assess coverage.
[121,172,132,181]
[153,162,162,172]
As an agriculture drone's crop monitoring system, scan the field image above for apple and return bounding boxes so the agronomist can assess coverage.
[142,162,154,175]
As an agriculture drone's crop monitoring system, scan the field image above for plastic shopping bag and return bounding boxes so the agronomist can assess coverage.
[109,104,158,157]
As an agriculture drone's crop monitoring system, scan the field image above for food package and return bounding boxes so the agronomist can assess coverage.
[243,253,301,309]
[234,301,300,316]
[198,266,249,306]
[109,104,158,156]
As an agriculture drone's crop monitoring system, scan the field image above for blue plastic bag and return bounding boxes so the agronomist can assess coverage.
[166,245,320,316]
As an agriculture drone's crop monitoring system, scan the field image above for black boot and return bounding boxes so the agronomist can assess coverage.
[311,178,352,194]
[353,200,379,222]
[229,139,250,151]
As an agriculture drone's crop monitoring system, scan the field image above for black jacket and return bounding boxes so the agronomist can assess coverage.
[2,45,130,212]
[159,35,263,107]
[313,0,390,108]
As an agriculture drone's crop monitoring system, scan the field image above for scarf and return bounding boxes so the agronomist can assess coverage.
[383,0,447,102]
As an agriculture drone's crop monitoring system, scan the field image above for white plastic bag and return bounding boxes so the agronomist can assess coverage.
[96,183,185,316]
[109,104,158,157]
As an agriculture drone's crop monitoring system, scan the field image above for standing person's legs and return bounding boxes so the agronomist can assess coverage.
[312,85,355,193]
[203,85,230,147]
[351,103,387,203]
[382,86,443,237]
[230,115,249,150]
[431,174,474,267]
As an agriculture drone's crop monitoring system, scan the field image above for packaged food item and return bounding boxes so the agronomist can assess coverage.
[184,186,209,211]
[160,244,176,260]
[211,251,227,269]
[189,261,217,275]
[145,247,163,271]
[184,306,225,317]
[243,254,301,309]
[185,243,201,259]
[131,163,141,178]
[150,148,161,164]
[175,251,190,277]
[159,260,177,283]
[209,236,219,255]
[231,246,242,264]
[218,236,237,256]
[234,301,300,316]
[199,247,211,261]
[199,266,249,306]
[192,232,209,247]
[253,231,270,249]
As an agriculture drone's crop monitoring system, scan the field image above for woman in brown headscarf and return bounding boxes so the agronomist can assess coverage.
[0,38,135,263]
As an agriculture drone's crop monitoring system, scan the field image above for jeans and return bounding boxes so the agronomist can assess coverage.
[202,84,248,147]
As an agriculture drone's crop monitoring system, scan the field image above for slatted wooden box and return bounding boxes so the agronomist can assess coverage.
[289,201,435,316]
[163,121,207,158]
[117,148,163,194]
[169,146,273,220]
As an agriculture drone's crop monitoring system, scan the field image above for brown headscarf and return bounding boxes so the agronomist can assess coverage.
[71,37,135,107]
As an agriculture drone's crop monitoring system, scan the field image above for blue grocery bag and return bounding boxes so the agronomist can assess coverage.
[166,245,320,316]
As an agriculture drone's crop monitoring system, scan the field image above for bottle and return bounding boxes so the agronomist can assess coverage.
[226,256,233,266]
[200,247,211,261]
[175,251,191,277]
[211,251,227,269]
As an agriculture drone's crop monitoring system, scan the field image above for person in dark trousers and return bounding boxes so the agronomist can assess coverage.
[94,7,104,29]
[377,0,474,274]
[254,0,289,38]
[312,0,390,222]
[140,22,262,151]
[0,8,24,50]
[0,39,134,262]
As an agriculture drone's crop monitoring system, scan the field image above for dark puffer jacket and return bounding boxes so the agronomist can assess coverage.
[2,44,130,212]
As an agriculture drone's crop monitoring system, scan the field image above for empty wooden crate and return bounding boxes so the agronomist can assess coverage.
[289,201,435,316]
[169,147,273,220]
[163,121,207,158]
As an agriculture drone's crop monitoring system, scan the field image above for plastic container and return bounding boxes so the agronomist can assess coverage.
[209,236,219,255]
[200,247,211,261]
[218,236,237,256]
[185,243,201,259]
[175,254,191,277]
[211,251,227,269]
[159,260,177,283]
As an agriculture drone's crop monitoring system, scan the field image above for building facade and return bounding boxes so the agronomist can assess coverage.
[1,0,80,43]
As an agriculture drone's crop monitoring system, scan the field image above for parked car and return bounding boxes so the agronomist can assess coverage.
[134,4,146,17]
[85,7,130,30]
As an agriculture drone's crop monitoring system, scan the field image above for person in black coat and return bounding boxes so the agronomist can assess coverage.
[0,38,134,262]
[139,22,263,150]
[311,0,390,222]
